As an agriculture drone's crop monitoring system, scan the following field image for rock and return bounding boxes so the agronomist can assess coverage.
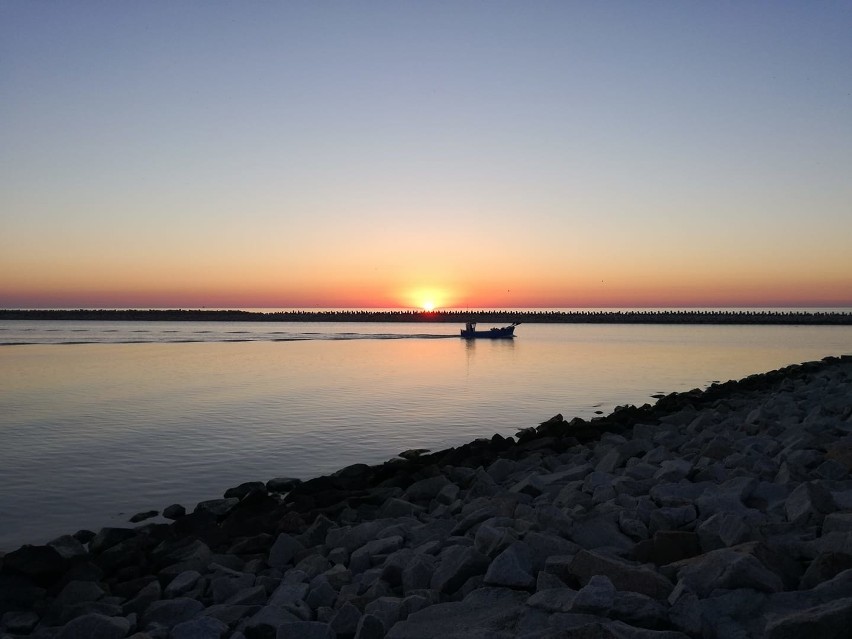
[58,600,123,625]
[305,580,337,610]
[152,539,212,573]
[436,483,460,505]
[670,546,784,597]
[229,533,274,555]
[400,594,431,618]
[534,504,574,537]
[764,596,852,639]
[668,587,702,636]
[300,514,335,547]
[268,582,309,607]
[473,524,514,558]
[570,514,634,553]
[785,481,836,525]
[609,590,670,629]
[572,575,616,614]
[653,459,693,482]
[48,534,88,560]
[73,529,97,544]
[2,544,67,586]
[483,542,535,589]
[823,512,852,534]
[618,514,650,541]
[399,448,430,459]
[633,531,701,565]
[164,571,202,598]
[121,579,162,616]
[94,534,145,574]
[329,602,362,637]
[56,613,131,639]
[171,615,229,639]
[224,481,267,500]
[816,459,849,480]
[266,477,302,493]
[54,580,105,609]
[402,554,436,593]
[327,520,390,553]
[649,482,708,508]
[129,510,159,523]
[294,554,332,580]
[430,546,491,594]
[509,474,546,497]
[141,597,204,630]
[194,498,239,518]
[354,613,386,639]
[320,563,352,589]
[536,571,568,591]
[90,527,138,554]
[275,621,334,638]
[163,504,186,520]
[526,587,578,613]
[568,550,674,600]
[800,553,852,589]
[268,533,306,569]
[524,531,579,572]
[1,610,39,634]
[201,604,255,627]
[244,605,301,639]
[226,585,268,606]
[648,505,696,534]
[349,535,402,574]
[386,587,529,639]
[696,512,754,551]
[404,476,451,502]
[364,597,403,632]
[211,571,254,604]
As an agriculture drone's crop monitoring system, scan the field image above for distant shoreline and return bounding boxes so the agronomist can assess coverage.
[1,308,851,325]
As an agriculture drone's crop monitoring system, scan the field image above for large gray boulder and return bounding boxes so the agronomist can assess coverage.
[56,613,131,639]
[141,597,204,630]
[275,621,334,639]
[171,615,229,639]
[386,587,529,639]
[164,570,202,598]
[483,542,535,589]
[568,550,674,600]
[268,533,305,569]
[670,546,784,597]
[764,597,852,639]
[244,605,301,639]
[430,546,490,594]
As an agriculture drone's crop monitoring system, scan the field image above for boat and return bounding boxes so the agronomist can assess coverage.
[460,322,518,338]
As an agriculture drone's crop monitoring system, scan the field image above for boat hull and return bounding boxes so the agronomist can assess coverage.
[460,325,516,339]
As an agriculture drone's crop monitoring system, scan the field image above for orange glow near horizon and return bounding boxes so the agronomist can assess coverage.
[1,237,850,310]
[2,276,851,310]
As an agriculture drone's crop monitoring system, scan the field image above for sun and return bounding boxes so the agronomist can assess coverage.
[403,286,453,311]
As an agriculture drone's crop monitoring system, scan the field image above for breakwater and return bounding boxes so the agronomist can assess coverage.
[2,308,851,325]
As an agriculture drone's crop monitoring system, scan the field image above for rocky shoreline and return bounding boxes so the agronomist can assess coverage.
[2,356,851,638]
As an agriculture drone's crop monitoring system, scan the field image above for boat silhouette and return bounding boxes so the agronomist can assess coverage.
[460,322,518,339]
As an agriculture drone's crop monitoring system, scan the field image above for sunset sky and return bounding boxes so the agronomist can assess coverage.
[2,2,850,309]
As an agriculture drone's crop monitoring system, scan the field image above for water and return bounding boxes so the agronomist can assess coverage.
[1,320,850,550]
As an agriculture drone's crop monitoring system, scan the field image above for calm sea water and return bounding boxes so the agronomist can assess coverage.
[1,320,850,550]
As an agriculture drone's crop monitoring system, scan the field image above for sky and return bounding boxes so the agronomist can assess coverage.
[1,1,851,309]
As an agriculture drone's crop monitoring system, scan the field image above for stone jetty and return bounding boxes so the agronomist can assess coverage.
[1,356,851,638]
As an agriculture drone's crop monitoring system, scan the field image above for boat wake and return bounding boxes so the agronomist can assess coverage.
[0,332,461,346]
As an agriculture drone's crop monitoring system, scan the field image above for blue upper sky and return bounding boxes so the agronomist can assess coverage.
[2,1,850,308]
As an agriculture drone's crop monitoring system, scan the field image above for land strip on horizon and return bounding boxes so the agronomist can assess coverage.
[1,309,851,325]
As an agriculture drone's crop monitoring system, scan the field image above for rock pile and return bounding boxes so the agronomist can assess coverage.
[1,356,851,638]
